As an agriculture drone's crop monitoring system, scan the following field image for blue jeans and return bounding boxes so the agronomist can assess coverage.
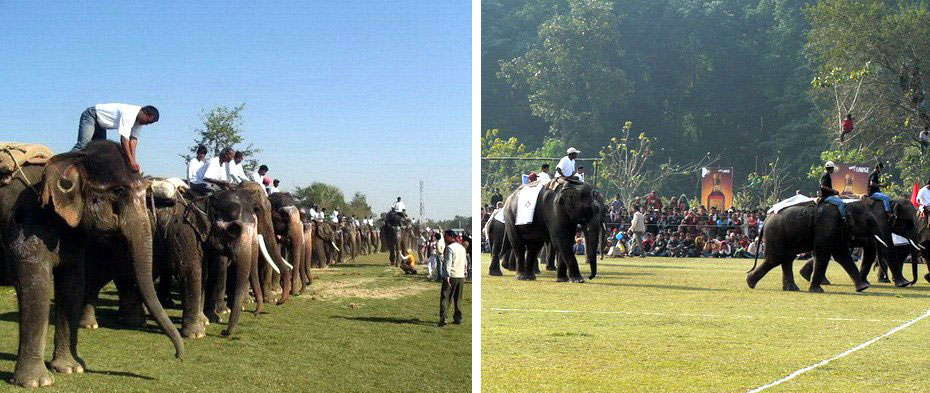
[72,107,106,151]
[870,192,892,212]
[823,195,847,218]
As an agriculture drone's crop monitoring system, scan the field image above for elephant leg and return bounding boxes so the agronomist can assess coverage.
[545,244,557,271]
[179,254,206,339]
[858,244,877,285]
[11,254,53,388]
[156,268,174,309]
[555,249,569,281]
[511,238,533,281]
[261,263,274,301]
[780,258,799,291]
[554,237,583,282]
[746,252,787,289]
[523,243,541,281]
[50,261,86,375]
[911,251,920,285]
[832,249,870,292]
[886,250,910,288]
[808,249,831,292]
[222,244,252,337]
[249,250,264,316]
[113,272,144,328]
[877,253,891,283]
[79,268,109,330]
[489,238,503,276]
[203,256,223,323]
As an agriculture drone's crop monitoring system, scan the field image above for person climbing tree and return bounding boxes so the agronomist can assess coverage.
[840,113,855,142]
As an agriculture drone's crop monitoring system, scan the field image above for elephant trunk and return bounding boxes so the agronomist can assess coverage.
[222,223,255,337]
[122,201,184,359]
[285,207,304,294]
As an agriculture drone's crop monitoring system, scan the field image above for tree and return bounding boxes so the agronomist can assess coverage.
[293,182,346,213]
[733,157,792,209]
[345,192,374,219]
[599,121,716,208]
[183,104,262,172]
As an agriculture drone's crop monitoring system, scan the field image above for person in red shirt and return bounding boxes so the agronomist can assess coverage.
[841,113,855,142]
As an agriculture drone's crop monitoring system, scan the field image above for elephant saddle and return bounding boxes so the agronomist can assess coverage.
[0,142,53,185]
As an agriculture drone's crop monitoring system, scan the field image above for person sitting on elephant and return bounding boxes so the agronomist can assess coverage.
[868,162,894,221]
[72,103,159,173]
[187,144,208,185]
[227,151,250,183]
[819,161,846,219]
[916,179,930,218]
[556,147,579,177]
[195,146,235,193]
[537,163,552,182]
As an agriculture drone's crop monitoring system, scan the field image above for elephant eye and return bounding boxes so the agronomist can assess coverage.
[112,186,129,197]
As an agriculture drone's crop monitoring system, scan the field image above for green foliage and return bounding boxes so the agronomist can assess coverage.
[345,192,374,219]
[480,129,572,204]
[183,104,262,172]
[805,148,870,181]
[293,182,347,213]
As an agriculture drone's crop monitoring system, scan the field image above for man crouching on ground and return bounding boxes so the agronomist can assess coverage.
[439,229,466,327]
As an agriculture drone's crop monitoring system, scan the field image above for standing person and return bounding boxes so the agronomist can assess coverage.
[187,145,208,185]
[556,148,580,177]
[72,103,159,172]
[840,113,855,142]
[227,151,250,183]
[630,206,646,258]
[820,161,846,219]
[537,163,553,182]
[868,162,894,220]
[438,229,466,327]
[489,189,503,206]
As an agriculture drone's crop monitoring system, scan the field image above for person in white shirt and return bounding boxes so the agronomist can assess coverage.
[198,147,235,190]
[251,165,269,183]
[331,210,340,223]
[187,145,208,185]
[577,165,586,182]
[917,179,930,217]
[439,229,467,326]
[393,197,406,213]
[227,151,250,184]
[73,103,159,172]
[537,163,553,183]
[266,179,281,195]
[556,147,580,178]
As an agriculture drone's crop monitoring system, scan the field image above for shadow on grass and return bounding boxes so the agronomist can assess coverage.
[330,315,436,326]
[587,282,726,292]
[84,369,155,381]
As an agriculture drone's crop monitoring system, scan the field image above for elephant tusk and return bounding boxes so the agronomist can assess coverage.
[909,239,924,251]
[331,241,341,252]
[279,258,293,270]
[256,234,280,274]
[873,235,888,248]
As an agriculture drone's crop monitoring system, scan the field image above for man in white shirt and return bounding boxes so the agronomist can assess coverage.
[556,147,580,178]
[439,229,467,327]
[187,145,208,185]
[266,179,281,195]
[577,165,586,182]
[331,210,340,223]
[537,163,552,183]
[227,151,250,184]
[73,103,159,172]
[917,179,930,217]
[197,147,235,191]
[393,197,406,213]
[251,165,269,183]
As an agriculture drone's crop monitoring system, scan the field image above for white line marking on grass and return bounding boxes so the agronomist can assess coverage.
[488,307,904,323]
[746,309,930,393]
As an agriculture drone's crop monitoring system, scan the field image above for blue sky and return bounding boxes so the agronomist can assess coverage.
[0,1,471,219]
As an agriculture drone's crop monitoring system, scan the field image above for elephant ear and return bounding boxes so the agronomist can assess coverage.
[40,154,85,228]
[184,201,213,243]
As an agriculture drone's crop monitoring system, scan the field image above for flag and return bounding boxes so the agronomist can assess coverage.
[911,182,920,207]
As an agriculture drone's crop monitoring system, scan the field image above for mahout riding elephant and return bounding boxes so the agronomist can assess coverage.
[799,198,923,288]
[747,200,886,293]
[0,141,183,387]
[503,177,606,282]
[268,192,306,296]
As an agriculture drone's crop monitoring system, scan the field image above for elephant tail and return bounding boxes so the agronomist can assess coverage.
[747,226,764,273]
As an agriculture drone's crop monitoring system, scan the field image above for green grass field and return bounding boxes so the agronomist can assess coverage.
[0,252,470,392]
[481,254,930,392]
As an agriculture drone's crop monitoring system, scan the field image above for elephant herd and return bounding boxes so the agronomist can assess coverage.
[0,140,386,388]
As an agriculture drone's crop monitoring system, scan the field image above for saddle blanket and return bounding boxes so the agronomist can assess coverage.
[767,195,816,215]
[515,182,545,225]
[892,233,910,246]
[0,142,53,184]
[150,177,188,200]
[493,208,505,223]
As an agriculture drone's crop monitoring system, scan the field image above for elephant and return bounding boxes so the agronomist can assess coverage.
[503,177,606,282]
[381,210,418,274]
[237,181,292,305]
[0,140,183,387]
[746,200,885,293]
[268,192,306,295]
[341,218,358,261]
[310,220,338,268]
[798,197,924,288]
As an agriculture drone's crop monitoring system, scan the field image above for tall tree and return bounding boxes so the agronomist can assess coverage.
[183,104,262,172]
[293,182,346,213]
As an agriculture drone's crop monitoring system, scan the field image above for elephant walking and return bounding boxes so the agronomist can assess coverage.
[747,201,884,292]
[0,141,183,388]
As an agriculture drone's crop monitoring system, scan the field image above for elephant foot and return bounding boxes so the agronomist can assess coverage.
[746,274,758,289]
[855,282,870,292]
[894,278,911,287]
[821,277,832,285]
[555,276,569,282]
[205,310,222,324]
[488,269,503,276]
[782,282,800,291]
[545,264,557,271]
[925,273,930,283]
[799,264,812,282]
[181,323,206,339]
[79,316,99,330]
[49,355,86,375]
[10,362,53,388]
[277,293,290,305]
[808,285,825,293]
[569,276,585,283]
[515,274,536,281]
[878,276,891,283]
[216,306,231,315]
[198,312,210,326]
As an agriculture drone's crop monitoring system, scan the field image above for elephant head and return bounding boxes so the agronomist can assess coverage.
[844,202,886,247]
[555,181,607,279]
[269,192,305,294]
[40,140,183,358]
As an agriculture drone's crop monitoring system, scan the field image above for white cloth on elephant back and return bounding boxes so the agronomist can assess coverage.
[767,194,816,215]
[493,208,505,223]
[892,233,910,246]
[515,182,545,225]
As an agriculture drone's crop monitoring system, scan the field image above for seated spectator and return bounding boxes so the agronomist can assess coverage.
[573,234,586,255]
[667,234,683,257]
[649,233,669,257]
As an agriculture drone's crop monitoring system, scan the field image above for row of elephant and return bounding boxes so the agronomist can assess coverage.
[0,140,405,388]
[485,176,930,293]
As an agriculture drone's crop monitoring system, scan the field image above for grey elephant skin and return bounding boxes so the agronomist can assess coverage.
[503,177,606,283]
[747,201,884,292]
[0,141,183,388]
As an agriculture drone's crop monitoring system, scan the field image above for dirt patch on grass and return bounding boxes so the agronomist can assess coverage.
[304,277,430,300]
